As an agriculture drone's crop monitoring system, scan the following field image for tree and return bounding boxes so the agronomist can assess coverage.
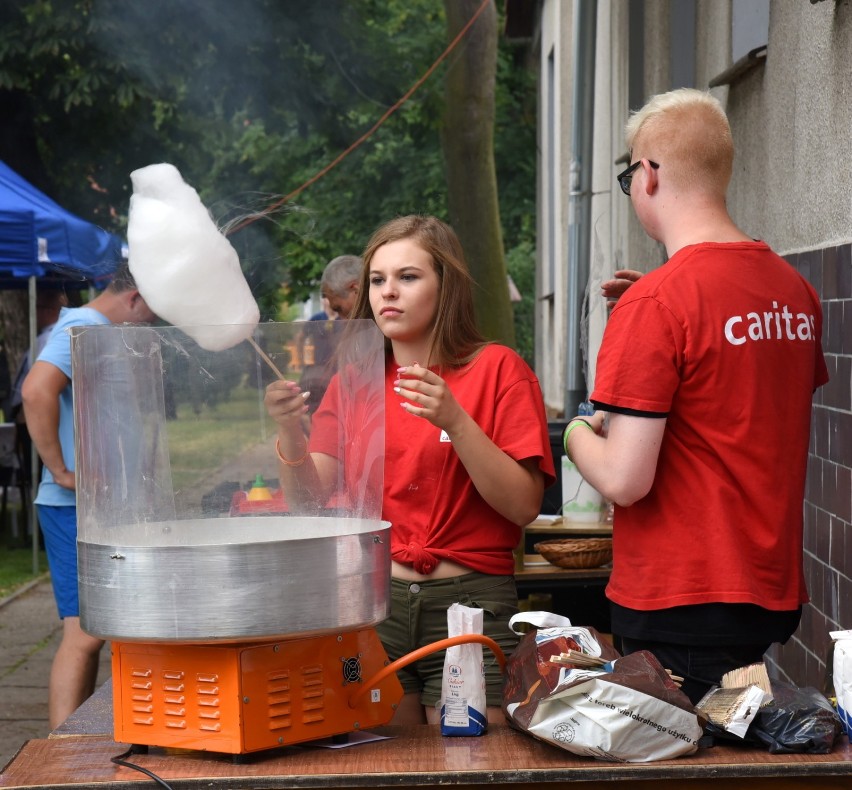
[440,0,514,347]
[0,0,536,357]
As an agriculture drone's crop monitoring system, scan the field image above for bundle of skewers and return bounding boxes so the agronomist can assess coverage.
[549,649,684,687]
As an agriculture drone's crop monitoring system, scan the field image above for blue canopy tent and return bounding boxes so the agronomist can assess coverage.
[0,160,122,284]
[0,160,123,571]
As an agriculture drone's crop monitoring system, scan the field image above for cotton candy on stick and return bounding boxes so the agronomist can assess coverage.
[127,163,270,361]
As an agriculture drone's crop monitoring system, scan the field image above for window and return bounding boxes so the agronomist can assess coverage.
[732,0,769,61]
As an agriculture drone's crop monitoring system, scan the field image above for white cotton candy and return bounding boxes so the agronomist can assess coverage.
[127,163,260,351]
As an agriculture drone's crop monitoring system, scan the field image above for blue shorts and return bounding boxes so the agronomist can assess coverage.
[376,572,520,708]
[37,504,79,619]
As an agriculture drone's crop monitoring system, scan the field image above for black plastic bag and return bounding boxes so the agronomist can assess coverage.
[747,681,842,754]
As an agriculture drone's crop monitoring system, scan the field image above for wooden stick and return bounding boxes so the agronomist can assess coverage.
[247,335,286,379]
[549,653,684,686]
[549,651,608,668]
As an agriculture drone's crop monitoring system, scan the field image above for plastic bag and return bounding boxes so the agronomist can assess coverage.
[747,681,842,754]
[502,613,703,762]
[439,603,487,736]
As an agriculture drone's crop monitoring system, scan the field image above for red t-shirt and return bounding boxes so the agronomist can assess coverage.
[311,344,555,575]
[591,241,828,612]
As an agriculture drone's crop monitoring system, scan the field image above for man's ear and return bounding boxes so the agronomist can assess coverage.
[643,159,659,195]
[128,290,149,317]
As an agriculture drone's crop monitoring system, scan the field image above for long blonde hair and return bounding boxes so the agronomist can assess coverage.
[352,215,487,367]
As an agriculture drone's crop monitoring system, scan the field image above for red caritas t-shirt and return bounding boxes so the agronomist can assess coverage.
[591,241,828,612]
[311,344,554,575]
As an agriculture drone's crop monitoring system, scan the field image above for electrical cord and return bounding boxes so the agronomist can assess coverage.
[110,744,175,790]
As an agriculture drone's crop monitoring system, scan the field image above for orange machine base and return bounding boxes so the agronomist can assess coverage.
[111,627,404,754]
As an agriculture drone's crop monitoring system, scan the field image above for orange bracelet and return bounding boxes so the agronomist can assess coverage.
[275,437,308,467]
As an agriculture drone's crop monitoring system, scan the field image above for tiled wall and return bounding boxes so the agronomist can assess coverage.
[767,243,852,689]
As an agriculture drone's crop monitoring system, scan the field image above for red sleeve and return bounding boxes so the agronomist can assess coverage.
[308,373,342,458]
[484,346,556,486]
[591,296,684,414]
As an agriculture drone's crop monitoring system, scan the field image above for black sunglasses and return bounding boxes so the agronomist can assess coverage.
[616,159,660,196]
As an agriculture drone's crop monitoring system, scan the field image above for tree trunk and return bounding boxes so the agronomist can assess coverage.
[440,0,515,347]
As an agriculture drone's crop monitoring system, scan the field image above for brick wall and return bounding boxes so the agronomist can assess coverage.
[767,242,852,689]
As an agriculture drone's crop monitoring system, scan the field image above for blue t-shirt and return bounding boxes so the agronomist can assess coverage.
[33,306,111,507]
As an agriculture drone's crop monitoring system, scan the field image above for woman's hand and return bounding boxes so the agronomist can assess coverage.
[601,269,643,309]
[393,363,464,432]
[395,362,543,525]
[264,379,333,511]
[264,380,309,427]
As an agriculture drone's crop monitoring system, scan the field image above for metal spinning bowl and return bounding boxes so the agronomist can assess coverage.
[78,516,391,643]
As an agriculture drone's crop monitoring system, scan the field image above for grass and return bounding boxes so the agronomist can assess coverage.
[165,383,271,492]
[0,543,48,599]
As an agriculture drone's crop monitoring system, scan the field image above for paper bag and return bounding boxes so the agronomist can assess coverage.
[502,614,703,762]
[440,603,487,736]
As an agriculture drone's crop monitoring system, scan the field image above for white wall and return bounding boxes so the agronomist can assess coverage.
[535,0,852,412]
[726,0,852,255]
[535,0,573,412]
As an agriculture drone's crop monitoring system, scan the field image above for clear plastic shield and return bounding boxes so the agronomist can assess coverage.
[71,319,389,642]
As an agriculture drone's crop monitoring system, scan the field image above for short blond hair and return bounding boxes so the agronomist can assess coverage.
[625,88,733,196]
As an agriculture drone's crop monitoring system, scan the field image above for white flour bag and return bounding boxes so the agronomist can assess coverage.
[440,603,487,736]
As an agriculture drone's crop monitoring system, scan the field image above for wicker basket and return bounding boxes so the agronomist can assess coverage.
[533,537,613,569]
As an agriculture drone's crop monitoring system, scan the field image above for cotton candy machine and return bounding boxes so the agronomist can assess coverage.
[71,319,404,754]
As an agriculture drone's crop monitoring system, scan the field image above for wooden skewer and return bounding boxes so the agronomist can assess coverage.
[247,335,286,379]
[549,651,608,668]
[549,652,684,687]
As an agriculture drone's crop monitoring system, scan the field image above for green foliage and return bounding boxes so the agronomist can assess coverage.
[0,0,537,347]
[506,239,536,367]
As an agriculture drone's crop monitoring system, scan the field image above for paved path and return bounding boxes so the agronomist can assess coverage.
[0,577,111,771]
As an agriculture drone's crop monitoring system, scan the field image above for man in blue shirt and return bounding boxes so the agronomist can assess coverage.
[22,262,157,728]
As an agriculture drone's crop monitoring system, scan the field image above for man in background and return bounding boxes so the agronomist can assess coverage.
[5,290,69,481]
[565,88,828,704]
[22,263,157,728]
[300,255,363,417]
[319,254,362,320]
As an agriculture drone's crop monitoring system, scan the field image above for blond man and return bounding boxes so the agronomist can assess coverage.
[567,89,828,704]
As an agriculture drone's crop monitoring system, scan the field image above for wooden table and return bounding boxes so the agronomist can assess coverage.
[525,520,613,538]
[2,682,851,789]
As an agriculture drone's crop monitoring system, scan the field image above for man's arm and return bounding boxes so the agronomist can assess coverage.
[21,360,76,490]
[565,411,666,506]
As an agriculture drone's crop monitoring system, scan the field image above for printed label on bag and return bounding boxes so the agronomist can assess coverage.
[443,698,470,727]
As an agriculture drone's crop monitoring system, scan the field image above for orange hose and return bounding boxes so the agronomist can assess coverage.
[348,633,506,709]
